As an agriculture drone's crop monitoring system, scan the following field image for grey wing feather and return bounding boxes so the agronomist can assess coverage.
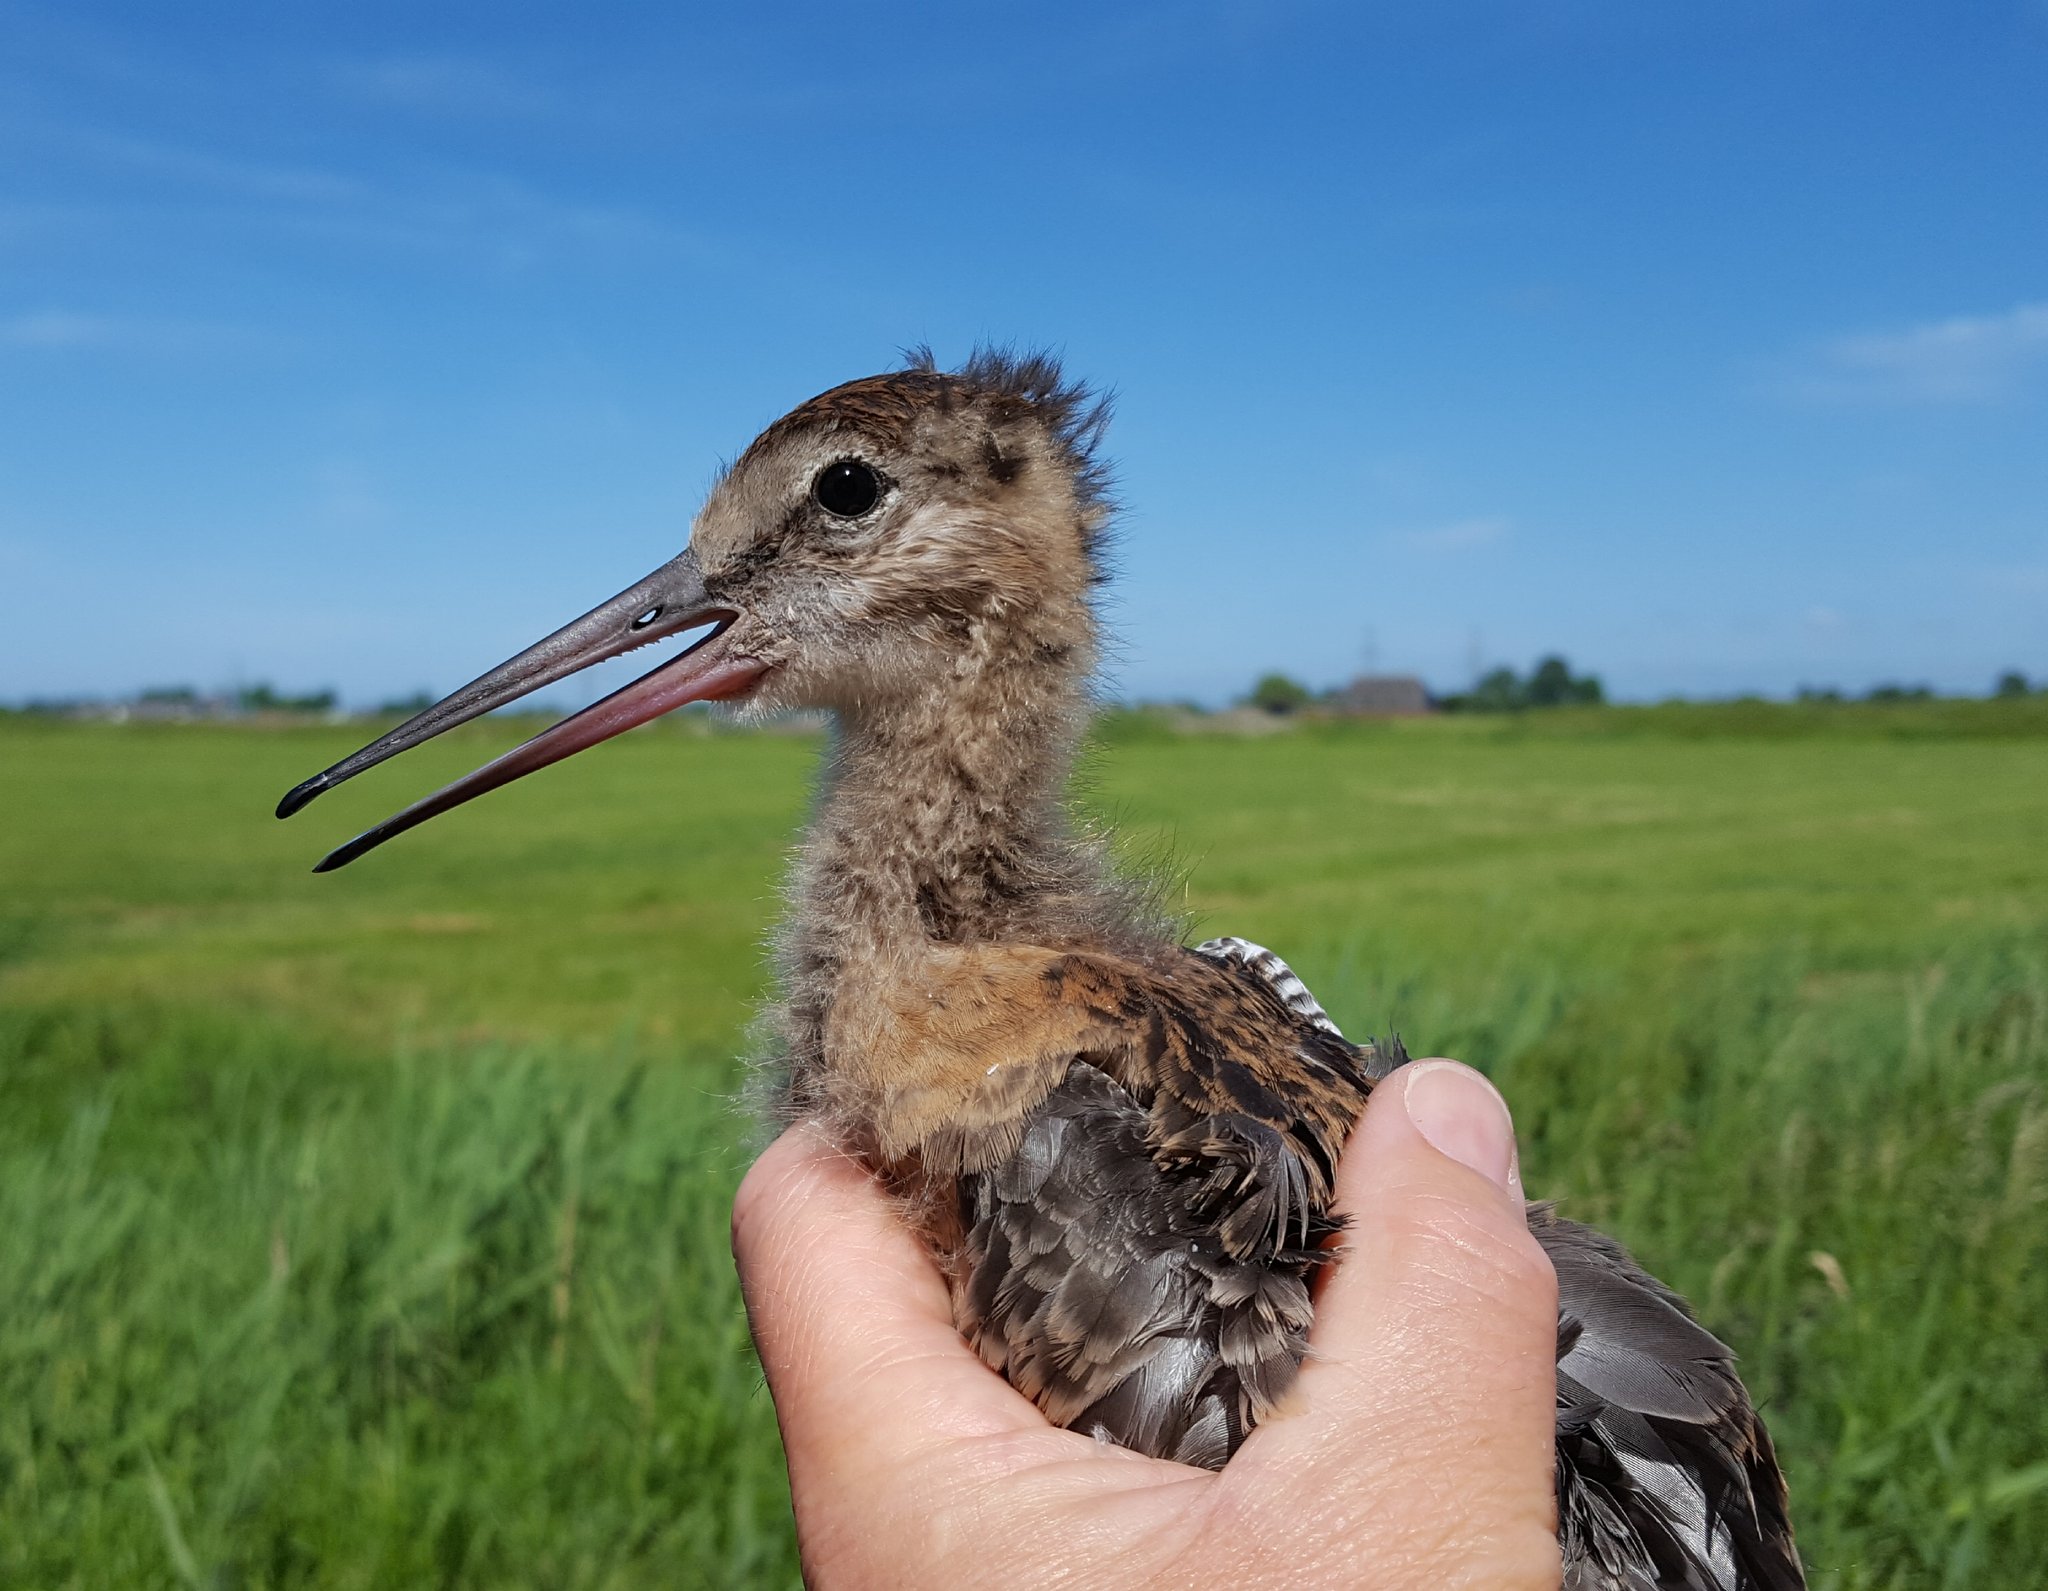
[957,1064,1280,1467]
[1200,939,1803,1589]
[1536,1207,1803,1590]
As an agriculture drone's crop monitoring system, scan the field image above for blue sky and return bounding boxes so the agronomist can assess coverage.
[3,1,2045,706]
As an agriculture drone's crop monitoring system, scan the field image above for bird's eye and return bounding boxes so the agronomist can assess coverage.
[813,459,882,519]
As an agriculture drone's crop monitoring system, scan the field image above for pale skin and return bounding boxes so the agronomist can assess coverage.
[733,1060,1565,1589]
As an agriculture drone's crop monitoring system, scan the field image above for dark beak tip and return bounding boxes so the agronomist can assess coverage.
[276,775,328,820]
[311,836,367,873]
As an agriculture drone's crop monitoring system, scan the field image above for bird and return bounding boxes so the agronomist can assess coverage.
[278,350,1804,1589]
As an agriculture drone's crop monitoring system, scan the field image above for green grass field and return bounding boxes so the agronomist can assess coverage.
[4,705,2046,1588]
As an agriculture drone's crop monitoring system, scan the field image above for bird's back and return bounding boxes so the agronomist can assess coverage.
[950,939,1804,1591]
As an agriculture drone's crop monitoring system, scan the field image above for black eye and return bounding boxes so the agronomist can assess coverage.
[813,459,881,519]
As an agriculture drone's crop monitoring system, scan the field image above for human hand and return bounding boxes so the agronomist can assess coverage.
[732,1060,1562,1589]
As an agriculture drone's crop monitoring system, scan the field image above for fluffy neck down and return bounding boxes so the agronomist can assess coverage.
[768,613,1155,1118]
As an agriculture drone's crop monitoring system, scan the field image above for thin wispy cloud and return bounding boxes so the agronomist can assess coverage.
[63,126,368,206]
[3,311,119,349]
[27,120,715,274]
[330,56,558,119]
[262,176,726,280]
[1790,301,2048,405]
[1,310,280,356]
[1395,515,1512,553]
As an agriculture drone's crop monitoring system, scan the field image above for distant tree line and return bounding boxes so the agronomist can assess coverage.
[1247,655,1605,716]
[233,683,339,714]
[130,683,433,715]
[1798,671,2041,703]
[13,682,343,720]
[1438,655,1604,712]
[1241,662,2042,716]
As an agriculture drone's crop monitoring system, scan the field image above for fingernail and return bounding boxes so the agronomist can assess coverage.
[1401,1061,1519,1194]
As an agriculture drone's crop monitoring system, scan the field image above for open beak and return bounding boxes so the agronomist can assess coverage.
[276,547,766,871]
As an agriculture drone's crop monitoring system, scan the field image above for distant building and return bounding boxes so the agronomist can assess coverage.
[1329,675,1434,716]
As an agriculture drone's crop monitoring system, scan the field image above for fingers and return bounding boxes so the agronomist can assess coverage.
[1230,1061,1560,1584]
[736,1127,1217,1587]
[732,1124,1046,1464]
[732,1125,1066,1577]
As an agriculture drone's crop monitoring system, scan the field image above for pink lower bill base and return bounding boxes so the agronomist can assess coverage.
[312,651,770,872]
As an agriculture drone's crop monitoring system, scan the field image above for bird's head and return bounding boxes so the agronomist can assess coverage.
[278,350,1111,870]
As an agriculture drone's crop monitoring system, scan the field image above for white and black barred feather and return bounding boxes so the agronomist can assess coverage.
[1195,936,1345,1035]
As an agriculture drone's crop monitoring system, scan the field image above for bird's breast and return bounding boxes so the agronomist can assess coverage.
[817,942,1122,1172]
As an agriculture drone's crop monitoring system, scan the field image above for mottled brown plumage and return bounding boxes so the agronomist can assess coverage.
[281,349,1804,1589]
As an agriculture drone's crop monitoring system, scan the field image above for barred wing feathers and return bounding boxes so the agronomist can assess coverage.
[951,938,1803,1590]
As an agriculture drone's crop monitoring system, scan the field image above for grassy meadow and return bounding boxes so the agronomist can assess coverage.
[4,704,2047,1587]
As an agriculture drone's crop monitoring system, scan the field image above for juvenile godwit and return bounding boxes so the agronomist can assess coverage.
[281,352,1802,1589]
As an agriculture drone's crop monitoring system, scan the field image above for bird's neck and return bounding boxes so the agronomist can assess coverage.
[771,639,1139,1099]
[805,660,1101,946]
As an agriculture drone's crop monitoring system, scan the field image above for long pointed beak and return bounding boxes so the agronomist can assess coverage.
[276,547,768,871]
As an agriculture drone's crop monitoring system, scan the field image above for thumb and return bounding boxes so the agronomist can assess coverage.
[1236,1060,1560,1584]
[731,1124,1048,1467]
